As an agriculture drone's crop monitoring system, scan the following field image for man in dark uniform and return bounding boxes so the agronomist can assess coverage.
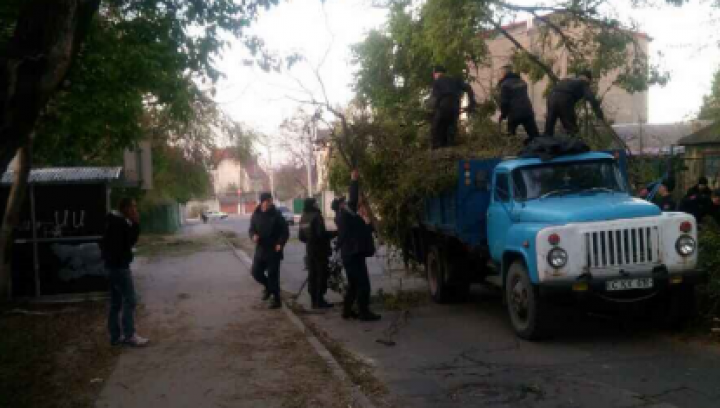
[430,65,477,149]
[680,176,713,223]
[652,183,676,212]
[497,65,539,143]
[337,170,381,321]
[299,197,337,309]
[249,192,289,309]
[545,70,605,137]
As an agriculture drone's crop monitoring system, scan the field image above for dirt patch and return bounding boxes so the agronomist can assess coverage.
[375,288,430,311]
[219,309,353,407]
[136,233,225,259]
[0,301,119,408]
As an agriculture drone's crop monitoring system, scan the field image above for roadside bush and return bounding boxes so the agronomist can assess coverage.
[697,220,720,319]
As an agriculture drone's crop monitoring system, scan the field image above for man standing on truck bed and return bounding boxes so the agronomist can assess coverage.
[544,70,605,137]
[430,65,477,149]
[497,65,539,143]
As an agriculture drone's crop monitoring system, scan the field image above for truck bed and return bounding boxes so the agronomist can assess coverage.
[421,158,501,248]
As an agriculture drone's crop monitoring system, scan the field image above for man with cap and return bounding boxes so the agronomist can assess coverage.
[544,70,605,137]
[497,64,539,143]
[681,176,714,223]
[652,183,676,212]
[249,192,289,309]
[429,65,477,149]
[299,197,337,309]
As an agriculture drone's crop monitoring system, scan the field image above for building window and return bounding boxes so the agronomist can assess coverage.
[704,155,720,182]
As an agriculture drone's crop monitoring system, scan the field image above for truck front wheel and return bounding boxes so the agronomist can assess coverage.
[505,261,551,340]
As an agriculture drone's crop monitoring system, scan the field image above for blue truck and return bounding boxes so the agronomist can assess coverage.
[408,150,705,340]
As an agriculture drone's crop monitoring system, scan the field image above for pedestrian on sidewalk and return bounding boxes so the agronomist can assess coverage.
[249,192,289,309]
[101,198,149,347]
[299,197,337,309]
[336,170,381,322]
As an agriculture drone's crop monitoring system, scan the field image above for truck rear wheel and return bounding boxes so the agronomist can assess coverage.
[426,245,451,303]
[505,260,551,340]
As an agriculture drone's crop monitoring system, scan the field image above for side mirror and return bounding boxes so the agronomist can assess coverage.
[475,170,489,191]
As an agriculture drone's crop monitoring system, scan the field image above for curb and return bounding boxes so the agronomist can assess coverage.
[217,230,378,408]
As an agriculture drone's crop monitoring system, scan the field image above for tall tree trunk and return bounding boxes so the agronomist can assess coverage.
[0,140,32,301]
[0,0,100,173]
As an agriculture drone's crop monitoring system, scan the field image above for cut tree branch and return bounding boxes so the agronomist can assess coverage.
[489,19,560,83]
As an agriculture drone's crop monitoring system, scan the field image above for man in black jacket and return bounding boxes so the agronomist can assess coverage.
[249,192,289,309]
[498,65,539,143]
[102,198,147,347]
[545,70,605,137]
[430,65,477,149]
[680,176,713,223]
[336,170,381,321]
[299,197,337,309]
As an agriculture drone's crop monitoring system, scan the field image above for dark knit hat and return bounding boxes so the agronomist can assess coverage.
[699,176,709,186]
[303,197,317,211]
[579,69,593,80]
[331,196,346,212]
[259,192,272,203]
[433,65,447,74]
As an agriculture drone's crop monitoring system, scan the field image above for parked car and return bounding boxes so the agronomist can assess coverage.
[277,206,294,225]
[202,210,228,222]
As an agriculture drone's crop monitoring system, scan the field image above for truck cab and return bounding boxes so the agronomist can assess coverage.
[412,151,705,340]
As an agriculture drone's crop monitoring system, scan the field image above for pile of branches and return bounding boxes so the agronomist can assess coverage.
[330,115,524,248]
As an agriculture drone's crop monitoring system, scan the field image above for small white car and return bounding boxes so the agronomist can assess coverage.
[277,206,295,225]
[202,210,228,222]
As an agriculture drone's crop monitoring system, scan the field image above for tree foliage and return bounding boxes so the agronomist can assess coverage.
[699,67,720,121]
[325,0,689,247]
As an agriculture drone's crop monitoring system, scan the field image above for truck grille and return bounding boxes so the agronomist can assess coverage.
[585,227,659,268]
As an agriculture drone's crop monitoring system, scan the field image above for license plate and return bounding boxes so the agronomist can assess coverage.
[606,278,653,291]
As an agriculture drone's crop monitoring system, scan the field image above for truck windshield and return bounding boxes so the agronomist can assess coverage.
[512,160,626,201]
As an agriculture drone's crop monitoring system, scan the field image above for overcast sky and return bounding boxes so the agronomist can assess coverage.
[213,0,720,159]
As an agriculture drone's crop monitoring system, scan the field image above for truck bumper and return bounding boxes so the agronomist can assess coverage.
[538,266,707,301]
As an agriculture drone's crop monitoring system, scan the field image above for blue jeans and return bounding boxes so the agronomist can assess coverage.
[107,267,137,343]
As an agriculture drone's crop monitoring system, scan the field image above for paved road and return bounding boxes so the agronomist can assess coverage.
[212,215,720,408]
[96,223,353,408]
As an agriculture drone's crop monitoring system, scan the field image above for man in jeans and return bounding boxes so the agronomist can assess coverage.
[101,198,148,347]
[249,192,289,309]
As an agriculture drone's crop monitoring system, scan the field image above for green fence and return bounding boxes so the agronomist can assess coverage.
[141,202,181,234]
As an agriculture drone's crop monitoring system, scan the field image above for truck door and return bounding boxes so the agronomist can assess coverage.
[487,171,513,262]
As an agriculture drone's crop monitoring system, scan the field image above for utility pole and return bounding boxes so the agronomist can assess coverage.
[306,120,314,198]
[268,143,275,199]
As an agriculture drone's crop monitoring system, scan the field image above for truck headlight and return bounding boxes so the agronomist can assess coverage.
[675,236,696,256]
[547,248,568,268]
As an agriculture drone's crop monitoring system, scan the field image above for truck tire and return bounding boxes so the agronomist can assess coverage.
[426,245,452,304]
[505,260,551,340]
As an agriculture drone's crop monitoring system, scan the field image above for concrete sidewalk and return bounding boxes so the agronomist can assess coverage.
[95,224,355,408]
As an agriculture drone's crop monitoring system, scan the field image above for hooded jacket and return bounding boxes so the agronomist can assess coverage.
[249,205,289,259]
[101,211,140,269]
[299,198,337,258]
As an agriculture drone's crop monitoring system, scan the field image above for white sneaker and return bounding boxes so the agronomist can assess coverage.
[123,334,150,347]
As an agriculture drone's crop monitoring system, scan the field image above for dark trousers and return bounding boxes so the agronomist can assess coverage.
[545,94,578,136]
[431,110,459,149]
[252,252,281,297]
[342,255,371,314]
[108,267,137,342]
[307,254,329,303]
[508,115,540,140]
